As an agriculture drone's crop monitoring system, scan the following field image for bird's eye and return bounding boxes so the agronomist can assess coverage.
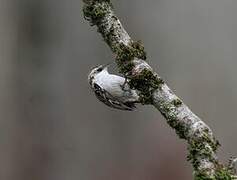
[97,67,103,72]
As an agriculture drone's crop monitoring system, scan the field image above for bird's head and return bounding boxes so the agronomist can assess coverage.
[88,64,110,85]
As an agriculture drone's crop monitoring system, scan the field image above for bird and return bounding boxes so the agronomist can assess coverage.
[88,64,139,111]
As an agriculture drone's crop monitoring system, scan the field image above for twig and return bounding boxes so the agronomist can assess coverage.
[82,0,236,178]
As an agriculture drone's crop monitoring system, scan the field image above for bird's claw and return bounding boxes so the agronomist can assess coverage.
[121,78,128,90]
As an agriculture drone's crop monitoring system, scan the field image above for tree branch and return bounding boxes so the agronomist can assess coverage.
[82,0,236,179]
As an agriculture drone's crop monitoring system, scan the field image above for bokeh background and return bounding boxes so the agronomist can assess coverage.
[1,0,237,179]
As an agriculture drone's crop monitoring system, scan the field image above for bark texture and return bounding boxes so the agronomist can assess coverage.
[82,0,237,179]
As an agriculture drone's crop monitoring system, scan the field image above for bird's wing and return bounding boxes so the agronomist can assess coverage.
[93,83,136,111]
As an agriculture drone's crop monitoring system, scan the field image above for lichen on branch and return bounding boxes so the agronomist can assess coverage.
[82,0,237,179]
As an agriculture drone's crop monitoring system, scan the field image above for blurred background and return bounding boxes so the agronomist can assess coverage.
[0,0,237,179]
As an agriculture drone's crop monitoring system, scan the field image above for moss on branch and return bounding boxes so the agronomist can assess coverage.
[82,0,237,179]
[128,69,164,104]
[83,0,111,26]
[194,166,235,180]
[115,42,146,73]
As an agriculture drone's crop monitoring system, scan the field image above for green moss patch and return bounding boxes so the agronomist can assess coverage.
[128,69,164,104]
[83,0,111,26]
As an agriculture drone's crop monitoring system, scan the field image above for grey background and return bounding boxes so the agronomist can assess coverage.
[0,0,237,179]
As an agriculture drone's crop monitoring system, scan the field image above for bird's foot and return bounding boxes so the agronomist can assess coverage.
[121,78,128,90]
